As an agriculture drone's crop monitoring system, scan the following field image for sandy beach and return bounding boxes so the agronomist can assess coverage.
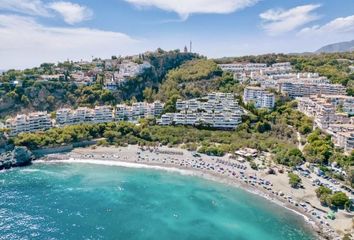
[40,145,354,239]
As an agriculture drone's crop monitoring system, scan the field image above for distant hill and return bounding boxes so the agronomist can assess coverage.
[316,40,354,53]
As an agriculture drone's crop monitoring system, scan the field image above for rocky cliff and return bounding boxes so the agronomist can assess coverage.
[0,146,35,170]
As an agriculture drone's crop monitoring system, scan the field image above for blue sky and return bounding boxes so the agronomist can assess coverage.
[0,0,353,69]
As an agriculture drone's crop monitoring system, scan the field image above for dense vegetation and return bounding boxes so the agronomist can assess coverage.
[0,50,198,118]
[154,59,223,101]
[315,186,351,210]
[13,119,297,154]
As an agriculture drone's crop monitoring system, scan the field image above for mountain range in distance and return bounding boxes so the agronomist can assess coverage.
[315,40,354,53]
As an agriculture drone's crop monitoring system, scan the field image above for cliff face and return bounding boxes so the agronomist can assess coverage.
[0,146,34,170]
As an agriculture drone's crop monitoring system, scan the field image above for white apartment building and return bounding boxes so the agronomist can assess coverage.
[160,113,174,125]
[93,106,114,123]
[327,124,354,137]
[219,62,293,83]
[218,63,267,73]
[168,112,242,129]
[317,95,354,115]
[6,112,51,136]
[281,82,346,98]
[297,96,354,153]
[115,104,132,121]
[218,63,245,73]
[56,107,92,126]
[243,86,275,109]
[115,101,164,121]
[335,132,354,153]
[271,62,291,68]
[297,96,351,129]
[159,92,243,129]
[56,106,113,126]
[176,93,239,113]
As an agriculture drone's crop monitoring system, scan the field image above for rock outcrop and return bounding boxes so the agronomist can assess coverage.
[0,147,35,170]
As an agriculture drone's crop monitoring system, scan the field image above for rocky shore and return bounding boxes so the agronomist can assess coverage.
[0,146,35,170]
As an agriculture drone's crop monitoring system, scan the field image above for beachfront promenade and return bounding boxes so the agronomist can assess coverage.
[43,145,353,240]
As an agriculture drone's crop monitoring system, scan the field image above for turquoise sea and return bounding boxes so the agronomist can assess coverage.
[0,163,316,240]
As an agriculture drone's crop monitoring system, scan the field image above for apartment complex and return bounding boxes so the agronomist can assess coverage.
[334,132,354,153]
[280,82,346,98]
[159,93,243,129]
[297,96,354,153]
[219,62,292,83]
[243,86,275,109]
[115,101,164,121]
[5,112,51,136]
[56,106,114,126]
[218,63,267,73]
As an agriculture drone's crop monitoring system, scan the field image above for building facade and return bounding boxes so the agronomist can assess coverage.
[159,92,243,129]
[243,86,275,109]
[6,112,52,136]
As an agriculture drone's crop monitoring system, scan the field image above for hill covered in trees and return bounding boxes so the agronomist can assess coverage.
[0,49,198,118]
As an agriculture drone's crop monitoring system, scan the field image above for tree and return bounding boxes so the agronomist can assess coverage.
[20,95,30,105]
[330,192,349,208]
[163,94,179,113]
[143,87,155,103]
[315,186,332,198]
[288,172,302,188]
[255,121,271,133]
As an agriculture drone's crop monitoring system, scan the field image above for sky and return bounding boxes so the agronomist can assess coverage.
[0,0,354,69]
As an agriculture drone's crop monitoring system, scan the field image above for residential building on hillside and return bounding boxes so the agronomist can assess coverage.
[219,62,292,82]
[271,62,291,68]
[281,83,346,98]
[297,96,353,153]
[56,106,113,126]
[159,92,243,129]
[243,86,275,109]
[316,94,354,115]
[6,112,51,136]
[39,74,65,81]
[334,132,354,153]
[115,101,164,121]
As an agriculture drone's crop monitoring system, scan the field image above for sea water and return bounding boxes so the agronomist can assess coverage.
[0,163,315,240]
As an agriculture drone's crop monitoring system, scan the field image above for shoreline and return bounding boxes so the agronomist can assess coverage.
[37,158,314,224]
[38,145,352,239]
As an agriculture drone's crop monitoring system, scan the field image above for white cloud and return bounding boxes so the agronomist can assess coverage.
[299,15,354,36]
[0,14,141,69]
[260,4,321,36]
[0,0,49,16]
[48,1,93,24]
[0,0,93,24]
[125,0,259,20]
